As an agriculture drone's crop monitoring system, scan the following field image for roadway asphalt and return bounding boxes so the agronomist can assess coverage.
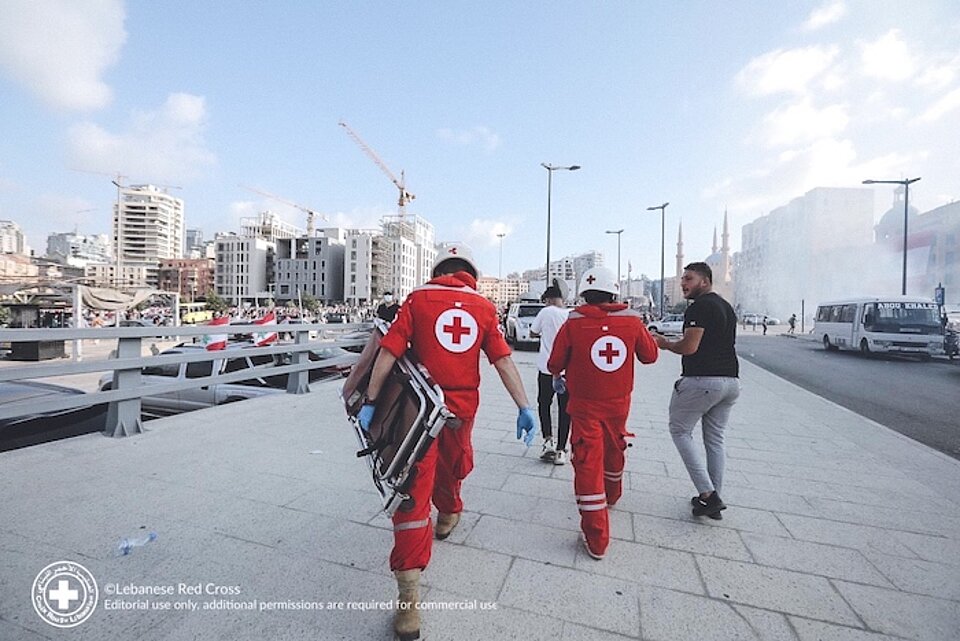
[737,332,960,460]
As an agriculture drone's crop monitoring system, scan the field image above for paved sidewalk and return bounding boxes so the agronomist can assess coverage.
[1,350,959,640]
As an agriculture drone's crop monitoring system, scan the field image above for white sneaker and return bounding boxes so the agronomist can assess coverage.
[553,450,567,465]
[539,438,556,462]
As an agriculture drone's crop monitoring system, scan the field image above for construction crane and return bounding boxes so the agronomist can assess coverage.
[339,121,415,216]
[239,185,328,237]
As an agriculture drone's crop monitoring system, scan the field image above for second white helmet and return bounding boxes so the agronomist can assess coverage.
[579,266,619,297]
[432,243,480,278]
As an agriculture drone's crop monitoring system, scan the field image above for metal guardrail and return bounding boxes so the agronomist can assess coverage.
[0,323,371,437]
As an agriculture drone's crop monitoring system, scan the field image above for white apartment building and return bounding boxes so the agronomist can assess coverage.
[46,232,112,268]
[0,220,26,255]
[383,214,437,298]
[343,231,390,305]
[241,211,304,242]
[274,233,345,304]
[477,277,530,307]
[113,185,185,287]
[214,234,274,305]
[84,263,152,289]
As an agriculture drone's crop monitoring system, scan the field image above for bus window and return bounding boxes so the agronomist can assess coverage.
[816,306,829,322]
[840,304,856,323]
[829,306,843,322]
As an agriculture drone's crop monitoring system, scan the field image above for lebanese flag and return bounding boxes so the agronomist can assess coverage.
[203,315,230,351]
[253,311,278,347]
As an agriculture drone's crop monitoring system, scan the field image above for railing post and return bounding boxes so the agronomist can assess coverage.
[286,329,310,395]
[104,336,144,437]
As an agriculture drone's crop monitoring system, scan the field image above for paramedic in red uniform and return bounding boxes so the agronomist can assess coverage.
[548,266,658,560]
[359,243,536,641]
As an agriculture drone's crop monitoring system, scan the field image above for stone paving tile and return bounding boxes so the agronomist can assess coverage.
[861,552,960,601]
[498,558,641,638]
[571,538,704,594]
[801,497,960,537]
[789,618,907,641]
[638,586,799,641]
[421,542,513,602]
[631,515,753,562]
[833,580,960,641]
[561,622,641,640]
[775,513,921,559]
[740,533,895,588]
[742,472,942,512]
[696,556,861,626]
[892,530,960,566]
[465,515,578,568]
[422,588,559,641]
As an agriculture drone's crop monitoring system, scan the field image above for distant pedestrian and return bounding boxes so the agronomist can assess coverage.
[653,262,740,520]
[788,314,797,335]
[548,267,658,559]
[530,285,571,464]
[375,292,400,322]
[762,316,768,335]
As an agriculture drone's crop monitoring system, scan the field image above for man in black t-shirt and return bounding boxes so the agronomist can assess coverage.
[653,262,740,520]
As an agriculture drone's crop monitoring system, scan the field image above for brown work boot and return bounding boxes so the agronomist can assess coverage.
[434,512,461,540]
[393,569,421,641]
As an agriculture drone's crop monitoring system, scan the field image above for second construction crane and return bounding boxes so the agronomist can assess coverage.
[339,121,415,216]
[239,185,328,237]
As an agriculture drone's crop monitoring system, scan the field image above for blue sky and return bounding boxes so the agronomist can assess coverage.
[1,1,959,280]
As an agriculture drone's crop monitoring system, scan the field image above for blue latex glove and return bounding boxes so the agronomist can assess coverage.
[358,404,375,432]
[516,407,537,446]
[552,376,567,395]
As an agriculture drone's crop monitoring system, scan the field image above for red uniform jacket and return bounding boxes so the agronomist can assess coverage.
[547,303,658,418]
[379,272,512,419]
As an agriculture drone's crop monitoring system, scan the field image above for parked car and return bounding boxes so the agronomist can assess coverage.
[1,381,108,452]
[99,343,358,419]
[505,302,545,349]
[647,314,685,334]
[741,313,781,326]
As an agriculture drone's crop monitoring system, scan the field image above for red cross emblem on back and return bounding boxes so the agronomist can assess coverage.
[443,315,471,344]
[434,308,479,353]
[598,342,620,364]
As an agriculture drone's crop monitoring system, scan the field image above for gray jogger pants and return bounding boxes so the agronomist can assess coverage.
[668,376,741,495]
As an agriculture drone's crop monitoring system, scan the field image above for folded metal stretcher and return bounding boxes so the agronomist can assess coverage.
[341,319,458,516]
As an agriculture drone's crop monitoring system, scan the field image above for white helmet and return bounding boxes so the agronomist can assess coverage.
[432,243,480,278]
[579,267,619,297]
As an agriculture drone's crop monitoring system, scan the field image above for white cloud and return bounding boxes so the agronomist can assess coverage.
[462,219,513,248]
[736,45,840,96]
[762,100,849,147]
[0,0,126,111]
[916,55,960,91]
[916,87,960,123]
[67,93,216,183]
[437,126,502,152]
[803,1,847,31]
[860,29,915,81]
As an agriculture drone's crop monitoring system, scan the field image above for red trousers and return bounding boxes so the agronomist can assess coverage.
[570,415,628,555]
[390,417,475,571]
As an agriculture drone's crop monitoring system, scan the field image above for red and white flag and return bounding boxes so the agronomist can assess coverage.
[202,315,230,351]
[253,311,278,347]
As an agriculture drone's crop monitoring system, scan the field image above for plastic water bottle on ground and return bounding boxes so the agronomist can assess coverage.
[117,531,158,556]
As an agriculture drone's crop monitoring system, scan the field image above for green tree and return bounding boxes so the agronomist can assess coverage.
[300,292,320,314]
[204,293,229,314]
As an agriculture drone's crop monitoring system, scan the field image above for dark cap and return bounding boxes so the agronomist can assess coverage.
[541,286,562,301]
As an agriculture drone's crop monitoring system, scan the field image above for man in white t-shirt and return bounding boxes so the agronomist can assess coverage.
[530,286,571,464]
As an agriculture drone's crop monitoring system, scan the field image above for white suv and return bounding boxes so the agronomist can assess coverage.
[647,314,685,334]
[505,303,545,349]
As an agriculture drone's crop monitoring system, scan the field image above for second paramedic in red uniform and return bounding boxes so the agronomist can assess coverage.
[548,266,658,560]
[361,243,535,641]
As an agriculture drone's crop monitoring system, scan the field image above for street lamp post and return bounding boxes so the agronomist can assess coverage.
[541,163,581,285]
[862,177,921,295]
[605,229,624,293]
[497,232,506,307]
[646,202,669,317]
